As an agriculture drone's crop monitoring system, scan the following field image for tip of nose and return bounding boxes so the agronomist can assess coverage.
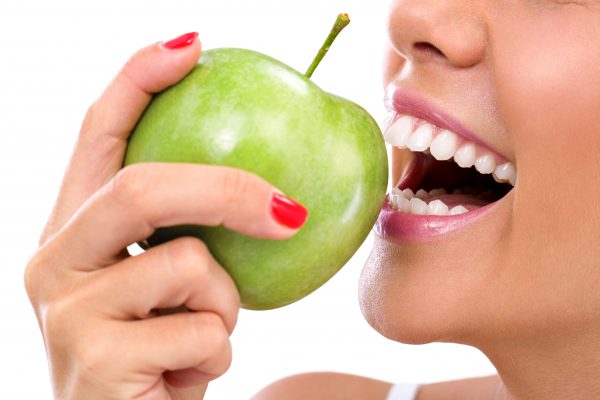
[388,2,487,69]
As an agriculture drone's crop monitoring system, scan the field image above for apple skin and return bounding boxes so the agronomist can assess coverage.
[124,48,388,310]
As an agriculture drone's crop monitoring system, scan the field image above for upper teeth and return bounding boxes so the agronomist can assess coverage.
[384,115,517,186]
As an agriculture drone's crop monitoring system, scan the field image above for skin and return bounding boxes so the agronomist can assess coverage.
[25,1,600,399]
[359,0,600,399]
[25,39,305,400]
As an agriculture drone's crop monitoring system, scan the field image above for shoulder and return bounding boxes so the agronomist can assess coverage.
[251,371,394,400]
[251,372,501,400]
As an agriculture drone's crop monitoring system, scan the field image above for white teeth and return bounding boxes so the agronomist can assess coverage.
[427,200,450,216]
[407,124,434,152]
[454,142,477,168]
[389,193,399,209]
[398,196,411,212]
[429,188,447,196]
[415,189,429,200]
[402,188,415,199]
[474,153,496,174]
[390,193,411,213]
[409,197,428,215]
[430,130,458,161]
[388,187,470,217]
[493,162,517,186]
[381,113,395,132]
[449,205,469,215]
[383,114,517,188]
[384,116,415,147]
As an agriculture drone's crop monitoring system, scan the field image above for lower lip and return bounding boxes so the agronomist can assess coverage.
[375,193,507,243]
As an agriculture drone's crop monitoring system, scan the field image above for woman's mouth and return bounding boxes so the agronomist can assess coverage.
[375,91,516,242]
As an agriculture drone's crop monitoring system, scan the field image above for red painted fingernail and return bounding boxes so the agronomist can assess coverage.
[270,193,308,230]
[163,32,198,50]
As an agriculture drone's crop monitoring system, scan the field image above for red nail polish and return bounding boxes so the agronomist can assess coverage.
[270,193,308,230]
[163,32,198,50]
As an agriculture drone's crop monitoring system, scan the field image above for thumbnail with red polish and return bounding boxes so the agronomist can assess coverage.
[163,32,198,50]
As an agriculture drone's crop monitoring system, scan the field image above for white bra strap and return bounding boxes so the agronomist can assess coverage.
[386,383,421,400]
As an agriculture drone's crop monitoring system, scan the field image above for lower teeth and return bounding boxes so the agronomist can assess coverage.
[389,187,469,216]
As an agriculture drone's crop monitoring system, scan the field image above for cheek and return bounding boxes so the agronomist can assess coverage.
[490,11,600,321]
[495,18,600,219]
[495,24,600,160]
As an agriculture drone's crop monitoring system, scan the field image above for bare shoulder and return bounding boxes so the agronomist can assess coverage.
[251,372,393,400]
[251,372,501,400]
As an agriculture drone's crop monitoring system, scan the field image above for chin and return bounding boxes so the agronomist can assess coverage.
[358,237,476,346]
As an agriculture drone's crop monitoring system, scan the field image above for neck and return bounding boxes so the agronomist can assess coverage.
[481,325,600,400]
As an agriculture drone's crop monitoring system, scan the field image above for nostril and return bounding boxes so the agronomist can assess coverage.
[413,42,445,59]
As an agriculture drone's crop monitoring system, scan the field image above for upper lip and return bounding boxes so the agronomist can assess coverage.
[385,85,507,160]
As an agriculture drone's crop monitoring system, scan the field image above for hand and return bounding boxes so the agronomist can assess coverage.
[24,33,306,400]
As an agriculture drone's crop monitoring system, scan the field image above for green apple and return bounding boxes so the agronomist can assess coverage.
[124,14,388,310]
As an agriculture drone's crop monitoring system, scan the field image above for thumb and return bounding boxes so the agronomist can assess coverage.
[42,33,201,244]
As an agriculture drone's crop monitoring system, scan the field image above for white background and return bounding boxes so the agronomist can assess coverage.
[0,0,496,398]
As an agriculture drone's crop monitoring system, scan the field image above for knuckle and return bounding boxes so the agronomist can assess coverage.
[121,56,137,79]
[106,164,153,208]
[80,100,101,136]
[192,313,231,375]
[120,51,142,83]
[204,316,232,376]
[207,340,232,378]
[24,246,62,307]
[167,237,212,278]
[216,339,233,376]
[118,49,150,94]
[202,313,229,349]
[24,253,42,303]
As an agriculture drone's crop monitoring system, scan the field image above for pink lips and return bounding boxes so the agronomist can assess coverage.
[376,87,509,242]
[376,198,496,242]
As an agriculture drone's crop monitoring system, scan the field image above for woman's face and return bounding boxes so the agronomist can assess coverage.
[360,0,600,348]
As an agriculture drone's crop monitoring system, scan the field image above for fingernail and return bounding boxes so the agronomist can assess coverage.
[162,32,199,50]
[270,193,308,230]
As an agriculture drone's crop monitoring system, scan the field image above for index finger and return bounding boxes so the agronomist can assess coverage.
[42,33,201,244]
[53,163,308,269]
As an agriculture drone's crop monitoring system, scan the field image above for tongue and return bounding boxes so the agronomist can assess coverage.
[396,151,435,191]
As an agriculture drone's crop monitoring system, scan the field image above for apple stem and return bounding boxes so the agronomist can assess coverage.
[305,13,351,79]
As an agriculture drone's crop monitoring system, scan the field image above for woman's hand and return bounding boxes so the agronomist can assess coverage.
[24,34,306,400]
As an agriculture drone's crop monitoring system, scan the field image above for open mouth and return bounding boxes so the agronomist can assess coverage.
[383,114,516,217]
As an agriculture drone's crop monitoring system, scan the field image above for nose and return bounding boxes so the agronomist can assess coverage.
[387,0,487,69]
